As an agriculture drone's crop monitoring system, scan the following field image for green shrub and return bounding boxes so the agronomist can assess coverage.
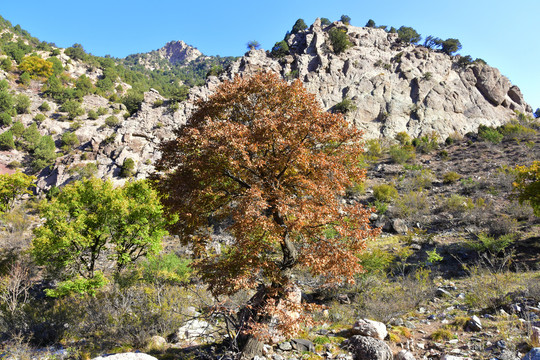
[10,121,24,138]
[33,113,46,124]
[478,125,503,143]
[97,107,108,116]
[0,112,12,126]
[140,253,192,285]
[389,144,415,164]
[397,26,421,44]
[413,133,438,154]
[61,132,79,151]
[393,191,429,220]
[0,130,15,150]
[467,233,514,255]
[373,183,398,202]
[365,139,384,160]
[22,123,41,150]
[60,100,85,120]
[120,157,135,177]
[329,27,351,54]
[105,115,120,128]
[14,94,30,114]
[443,194,474,213]
[395,131,411,145]
[442,171,461,184]
[152,99,163,108]
[87,109,98,120]
[333,97,356,114]
[358,247,394,275]
[0,57,11,71]
[498,121,537,141]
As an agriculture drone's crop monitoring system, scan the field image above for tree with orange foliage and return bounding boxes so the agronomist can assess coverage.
[154,72,378,355]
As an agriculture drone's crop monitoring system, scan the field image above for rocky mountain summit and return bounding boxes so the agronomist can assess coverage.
[124,40,205,70]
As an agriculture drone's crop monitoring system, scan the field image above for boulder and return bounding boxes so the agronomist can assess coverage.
[169,319,212,343]
[396,350,416,360]
[291,339,315,352]
[522,348,540,360]
[91,353,158,360]
[466,315,482,332]
[352,318,388,340]
[347,335,392,360]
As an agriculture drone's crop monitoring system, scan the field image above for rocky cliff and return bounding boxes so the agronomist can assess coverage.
[215,19,531,140]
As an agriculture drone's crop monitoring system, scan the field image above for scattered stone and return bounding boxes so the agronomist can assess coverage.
[396,350,416,360]
[392,219,408,234]
[170,319,212,342]
[436,288,452,297]
[278,341,292,351]
[347,335,392,360]
[497,349,520,360]
[440,355,466,360]
[352,319,388,340]
[466,316,482,332]
[291,339,315,352]
[91,353,158,360]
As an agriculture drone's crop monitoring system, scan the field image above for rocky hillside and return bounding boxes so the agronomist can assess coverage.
[0,17,534,194]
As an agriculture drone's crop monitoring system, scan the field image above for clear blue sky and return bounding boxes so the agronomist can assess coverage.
[1,0,538,108]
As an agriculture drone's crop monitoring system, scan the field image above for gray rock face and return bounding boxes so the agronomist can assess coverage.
[213,20,531,142]
[91,353,158,360]
[523,348,540,360]
[347,335,393,360]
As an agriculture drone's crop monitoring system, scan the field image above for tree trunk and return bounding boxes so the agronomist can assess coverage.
[239,335,264,360]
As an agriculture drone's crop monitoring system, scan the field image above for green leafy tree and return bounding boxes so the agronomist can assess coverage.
[10,121,24,138]
[340,15,351,25]
[18,55,54,78]
[365,19,376,28]
[31,135,56,171]
[271,40,289,58]
[397,26,422,44]
[423,35,441,49]
[292,18,308,33]
[32,178,175,295]
[513,161,540,216]
[0,58,12,71]
[122,90,143,115]
[154,72,377,349]
[75,74,94,96]
[329,27,351,54]
[0,171,36,212]
[46,57,64,75]
[64,43,88,61]
[0,88,13,115]
[246,40,261,50]
[320,17,331,26]
[22,123,41,151]
[440,38,462,55]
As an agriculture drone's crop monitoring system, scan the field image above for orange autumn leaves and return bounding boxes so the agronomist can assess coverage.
[155,72,379,298]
